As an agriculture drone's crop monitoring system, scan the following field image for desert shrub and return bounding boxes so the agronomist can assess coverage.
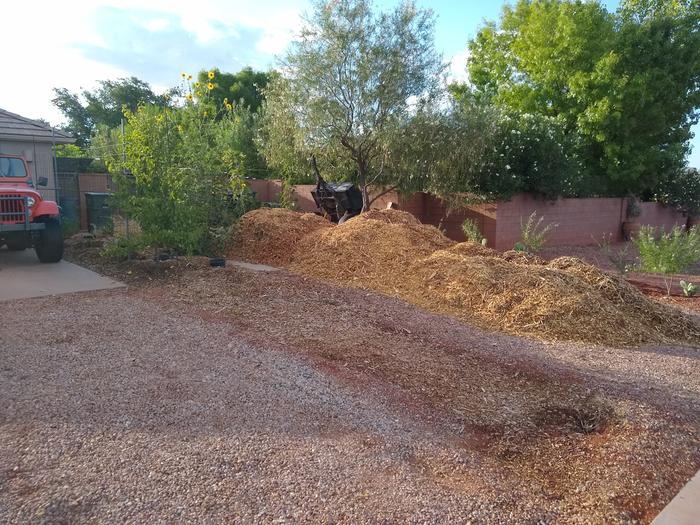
[516,212,556,253]
[635,226,700,294]
[680,280,698,297]
[461,218,484,243]
[598,234,633,275]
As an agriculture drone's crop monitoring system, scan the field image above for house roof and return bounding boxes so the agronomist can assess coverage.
[0,108,74,144]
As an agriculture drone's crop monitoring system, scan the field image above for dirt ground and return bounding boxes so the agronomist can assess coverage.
[0,246,698,524]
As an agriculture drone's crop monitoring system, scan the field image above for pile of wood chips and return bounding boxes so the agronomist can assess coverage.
[232,207,700,346]
[230,208,332,266]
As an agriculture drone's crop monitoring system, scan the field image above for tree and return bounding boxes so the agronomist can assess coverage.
[461,0,700,197]
[260,0,446,209]
[196,67,272,113]
[52,77,168,148]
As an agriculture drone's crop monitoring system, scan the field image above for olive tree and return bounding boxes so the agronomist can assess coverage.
[259,0,446,209]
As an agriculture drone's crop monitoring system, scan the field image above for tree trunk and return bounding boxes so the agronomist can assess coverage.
[357,162,370,212]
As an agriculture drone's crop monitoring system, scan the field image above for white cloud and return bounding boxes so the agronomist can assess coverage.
[0,0,305,126]
[448,48,470,84]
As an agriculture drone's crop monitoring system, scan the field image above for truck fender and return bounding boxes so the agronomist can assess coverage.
[33,200,60,218]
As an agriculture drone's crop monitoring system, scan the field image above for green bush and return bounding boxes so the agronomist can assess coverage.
[680,280,698,297]
[517,212,556,253]
[634,226,700,294]
[461,218,485,243]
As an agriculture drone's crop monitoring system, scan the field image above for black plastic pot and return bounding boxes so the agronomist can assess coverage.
[209,257,226,267]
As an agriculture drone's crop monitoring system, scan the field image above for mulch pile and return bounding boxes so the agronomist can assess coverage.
[230,208,333,266]
[231,208,700,346]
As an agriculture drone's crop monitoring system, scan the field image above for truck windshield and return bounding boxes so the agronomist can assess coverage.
[0,157,27,178]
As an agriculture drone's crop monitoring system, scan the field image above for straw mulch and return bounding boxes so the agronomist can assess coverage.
[229,208,332,266]
[233,208,700,346]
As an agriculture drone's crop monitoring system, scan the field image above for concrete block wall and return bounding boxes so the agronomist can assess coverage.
[493,194,626,251]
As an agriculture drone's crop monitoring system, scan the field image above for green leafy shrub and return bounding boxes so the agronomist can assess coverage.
[461,218,485,243]
[680,280,698,297]
[100,234,148,261]
[517,212,556,253]
[634,226,700,295]
[111,73,257,256]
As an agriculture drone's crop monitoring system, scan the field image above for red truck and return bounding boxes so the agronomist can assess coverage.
[0,154,63,262]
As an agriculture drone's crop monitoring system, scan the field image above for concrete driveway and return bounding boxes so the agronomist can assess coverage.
[0,247,123,301]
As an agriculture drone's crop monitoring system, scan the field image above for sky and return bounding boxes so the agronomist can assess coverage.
[2,0,698,167]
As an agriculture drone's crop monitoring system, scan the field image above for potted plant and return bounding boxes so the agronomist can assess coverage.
[622,196,641,240]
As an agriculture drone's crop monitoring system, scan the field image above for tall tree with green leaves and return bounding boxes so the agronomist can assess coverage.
[259,0,446,209]
[196,67,272,113]
[52,77,168,148]
[460,0,700,197]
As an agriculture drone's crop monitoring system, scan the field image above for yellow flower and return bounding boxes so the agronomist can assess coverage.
[203,111,208,117]
[208,71,215,79]
[225,103,233,110]
[177,125,183,132]
[223,97,228,104]
[181,72,186,78]
[207,82,214,91]
[186,93,193,102]
[187,74,192,80]
[194,82,200,88]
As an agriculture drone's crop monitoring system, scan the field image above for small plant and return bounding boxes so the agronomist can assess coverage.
[100,235,147,261]
[634,225,700,295]
[680,280,698,297]
[598,234,633,275]
[517,211,556,253]
[461,218,485,244]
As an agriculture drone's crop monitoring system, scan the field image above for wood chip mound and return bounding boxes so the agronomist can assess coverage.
[411,251,700,346]
[230,208,333,266]
[236,208,700,346]
[291,211,453,293]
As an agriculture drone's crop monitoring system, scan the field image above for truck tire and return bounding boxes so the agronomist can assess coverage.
[34,218,64,263]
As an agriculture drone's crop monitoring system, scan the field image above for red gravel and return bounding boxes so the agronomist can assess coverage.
[1,252,699,523]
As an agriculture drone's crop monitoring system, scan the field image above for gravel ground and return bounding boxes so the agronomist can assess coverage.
[2,253,699,523]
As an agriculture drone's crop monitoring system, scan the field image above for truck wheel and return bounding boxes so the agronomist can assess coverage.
[34,218,64,263]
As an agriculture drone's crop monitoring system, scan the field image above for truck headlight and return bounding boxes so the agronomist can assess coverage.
[26,197,36,207]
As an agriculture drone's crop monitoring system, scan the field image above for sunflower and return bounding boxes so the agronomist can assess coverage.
[207,82,214,90]
[181,72,186,78]
[186,93,193,102]
[208,71,215,79]
[194,82,200,88]
[225,103,233,110]
[187,74,193,80]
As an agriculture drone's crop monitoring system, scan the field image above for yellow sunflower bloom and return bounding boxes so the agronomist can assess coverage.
[207,82,214,91]
[187,74,192,80]
[181,72,186,78]
[194,82,200,88]
[208,71,215,79]
[223,97,228,104]
[186,93,193,101]
[225,103,233,110]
